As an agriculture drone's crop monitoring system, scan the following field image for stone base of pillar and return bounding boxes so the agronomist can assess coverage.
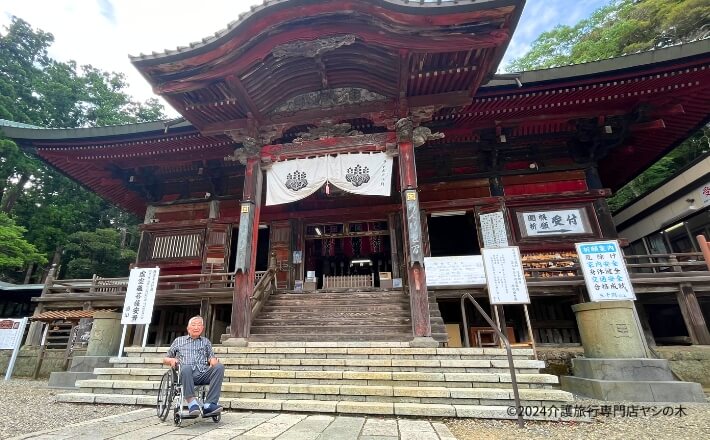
[221,337,248,347]
[409,336,439,348]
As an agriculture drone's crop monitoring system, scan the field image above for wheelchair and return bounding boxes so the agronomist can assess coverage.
[156,364,222,426]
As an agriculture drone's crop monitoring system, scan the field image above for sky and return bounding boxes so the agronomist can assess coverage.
[0,0,610,118]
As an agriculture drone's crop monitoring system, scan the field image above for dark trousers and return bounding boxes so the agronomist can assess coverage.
[179,363,224,405]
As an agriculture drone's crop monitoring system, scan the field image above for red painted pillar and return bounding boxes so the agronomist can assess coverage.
[396,118,431,339]
[230,158,263,339]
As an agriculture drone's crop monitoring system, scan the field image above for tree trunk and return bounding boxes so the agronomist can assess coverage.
[1,173,29,213]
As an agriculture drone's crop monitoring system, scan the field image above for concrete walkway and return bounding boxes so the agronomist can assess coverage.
[12,408,459,440]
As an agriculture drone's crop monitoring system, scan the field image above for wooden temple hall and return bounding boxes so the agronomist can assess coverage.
[5,0,710,347]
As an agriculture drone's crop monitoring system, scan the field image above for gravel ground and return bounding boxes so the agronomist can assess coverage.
[445,398,710,440]
[0,379,139,438]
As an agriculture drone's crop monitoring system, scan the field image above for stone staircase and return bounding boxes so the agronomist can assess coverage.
[57,342,574,419]
[245,291,447,343]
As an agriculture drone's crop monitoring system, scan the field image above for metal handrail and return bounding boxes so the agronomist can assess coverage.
[460,292,524,428]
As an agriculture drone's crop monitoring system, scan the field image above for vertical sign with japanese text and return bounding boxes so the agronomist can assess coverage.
[121,267,160,325]
[481,246,530,304]
[480,211,509,248]
[576,240,635,301]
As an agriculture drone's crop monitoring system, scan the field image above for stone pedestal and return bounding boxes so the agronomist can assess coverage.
[563,301,705,402]
[561,358,706,402]
[572,301,646,358]
[86,311,122,357]
[48,355,112,389]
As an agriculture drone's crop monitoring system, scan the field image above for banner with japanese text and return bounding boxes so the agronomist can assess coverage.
[121,267,160,325]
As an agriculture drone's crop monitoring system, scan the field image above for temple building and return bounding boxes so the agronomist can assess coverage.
[3,0,710,349]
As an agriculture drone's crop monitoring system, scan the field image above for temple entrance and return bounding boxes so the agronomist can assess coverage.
[228,225,271,272]
[304,220,393,289]
[427,211,480,256]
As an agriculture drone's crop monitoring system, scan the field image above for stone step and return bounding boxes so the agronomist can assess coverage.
[123,346,534,358]
[56,393,578,419]
[87,368,558,388]
[75,378,570,406]
[99,357,545,374]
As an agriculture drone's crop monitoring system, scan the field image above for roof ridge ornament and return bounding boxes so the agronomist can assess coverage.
[272,35,357,59]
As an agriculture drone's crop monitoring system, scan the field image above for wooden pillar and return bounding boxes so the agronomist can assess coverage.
[676,283,710,345]
[669,255,710,344]
[396,118,431,340]
[230,158,263,340]
[388,213,401,279]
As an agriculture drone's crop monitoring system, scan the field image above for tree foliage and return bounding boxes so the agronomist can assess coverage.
[507,0,710,213]
[0,17,164,282]
[0,212,47,277]
[608,128,710,212]
[508,0,710,71]
[64,229,138,279]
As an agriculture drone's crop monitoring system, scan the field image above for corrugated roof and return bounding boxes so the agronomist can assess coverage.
[30,309,116,321]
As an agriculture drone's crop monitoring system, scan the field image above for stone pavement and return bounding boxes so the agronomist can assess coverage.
[12,408,459,440]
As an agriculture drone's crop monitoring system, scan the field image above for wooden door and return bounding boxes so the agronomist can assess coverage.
[202,222,231,273]
[270,220,291,289]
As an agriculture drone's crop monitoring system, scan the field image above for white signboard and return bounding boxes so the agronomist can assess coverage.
[576,240,635,301]
[480,211,509,248]
[121,267,160,325]
[481,246,530,304]
[0,319,24,350]
[425,255,487,286]
[518,208,590,237]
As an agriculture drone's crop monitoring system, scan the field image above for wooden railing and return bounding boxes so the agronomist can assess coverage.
[323,274,375,289]
[251,254,278,319]
[519,251,708,279]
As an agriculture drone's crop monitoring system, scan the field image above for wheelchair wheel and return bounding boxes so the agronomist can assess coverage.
[174,412,182,426]
[156,370,174,421]
[212,414,221,423]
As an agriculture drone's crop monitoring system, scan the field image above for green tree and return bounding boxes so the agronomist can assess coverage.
[508,0,710,213]
[508,0,710,71]
[0,17,161,281]
[0,212,47,280]
[63,228,137,279]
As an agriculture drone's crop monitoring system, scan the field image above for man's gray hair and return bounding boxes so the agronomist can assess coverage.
[188,315,204,326]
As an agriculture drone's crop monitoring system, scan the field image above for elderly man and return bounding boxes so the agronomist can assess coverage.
[163,316,224,417]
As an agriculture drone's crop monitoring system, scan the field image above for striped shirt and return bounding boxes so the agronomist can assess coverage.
[166,336,215,373]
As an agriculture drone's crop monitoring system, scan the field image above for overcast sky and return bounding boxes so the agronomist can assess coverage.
[0,0,609,118]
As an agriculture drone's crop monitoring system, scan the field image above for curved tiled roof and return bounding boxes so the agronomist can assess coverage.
[129,0,521,63]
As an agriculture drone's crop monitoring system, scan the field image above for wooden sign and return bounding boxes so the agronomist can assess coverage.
[481,247,530,304]
[576,240,635,301]
[517,208,591,237]
[424,255,486,286]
